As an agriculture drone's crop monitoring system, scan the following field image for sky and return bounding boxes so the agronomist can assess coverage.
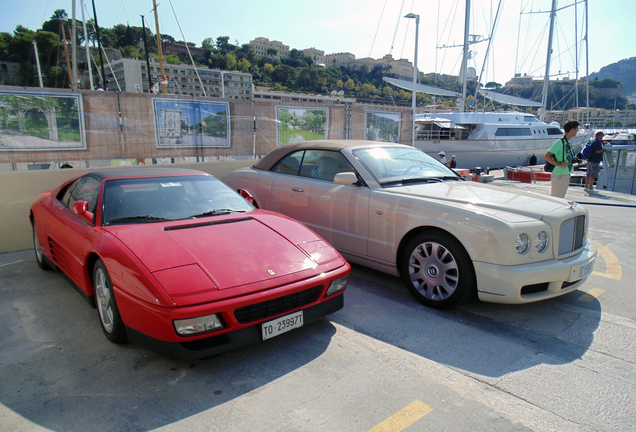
[2,0,635,86]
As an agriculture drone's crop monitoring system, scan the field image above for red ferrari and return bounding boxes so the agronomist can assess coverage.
[29,168,349,359]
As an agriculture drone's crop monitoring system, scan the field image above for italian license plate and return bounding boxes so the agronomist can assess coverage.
[262,311,303,340]
[579,262,593,278]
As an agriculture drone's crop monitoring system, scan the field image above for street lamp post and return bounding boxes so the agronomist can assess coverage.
[405,13,419,147]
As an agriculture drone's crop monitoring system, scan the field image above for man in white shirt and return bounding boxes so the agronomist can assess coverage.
[438,151,448,166]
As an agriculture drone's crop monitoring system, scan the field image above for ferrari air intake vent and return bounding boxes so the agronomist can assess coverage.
[234,285,323,324]
[48,238,72,270]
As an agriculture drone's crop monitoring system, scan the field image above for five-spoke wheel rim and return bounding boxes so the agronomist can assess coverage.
[95,268,114,333]
[33,227,43,263]
[408,241,459,301]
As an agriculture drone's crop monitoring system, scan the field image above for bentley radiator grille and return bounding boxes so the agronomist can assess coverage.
[234,285,323,324]
[559,215,586,256]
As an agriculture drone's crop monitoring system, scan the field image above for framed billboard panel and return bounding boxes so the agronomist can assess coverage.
[276,106,328,146]
[365,110,401,143]
[153,99,230,148]
[0,90,86,151]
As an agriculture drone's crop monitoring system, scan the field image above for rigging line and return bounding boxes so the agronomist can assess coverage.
[399,0,415,60]
[167,0,207,97]
[389,0,406,56]
[475,0,503,101]
[369,0,388,57]
[82,3,122,92]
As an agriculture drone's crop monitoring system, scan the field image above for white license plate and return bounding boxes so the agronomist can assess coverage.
[262,311,303,340]
[579,262,593,278]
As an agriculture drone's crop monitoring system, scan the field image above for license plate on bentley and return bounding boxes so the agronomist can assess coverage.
[579,262,593,278]
[262,311,303,340]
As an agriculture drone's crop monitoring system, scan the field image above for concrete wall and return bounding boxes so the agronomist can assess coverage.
[0,161,254,254]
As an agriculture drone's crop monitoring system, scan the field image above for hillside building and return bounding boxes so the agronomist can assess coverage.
[104,58,253,100]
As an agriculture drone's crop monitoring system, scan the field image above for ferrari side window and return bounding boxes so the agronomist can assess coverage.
[68,177,101,212]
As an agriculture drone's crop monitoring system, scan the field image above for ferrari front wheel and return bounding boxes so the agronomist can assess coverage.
[32,225,50,270]
[94,259,127,344]
[400,231,476,309]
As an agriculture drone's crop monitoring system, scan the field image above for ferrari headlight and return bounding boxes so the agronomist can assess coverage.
[535,231,549,253]
[174,314,224,336]
[515,234,530,255]
[326,275,349,296]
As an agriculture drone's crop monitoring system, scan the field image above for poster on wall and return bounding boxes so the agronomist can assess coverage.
[365,110,401,143]
[153,99,231,148]
[276,106,328,146]
[0,90,86,151]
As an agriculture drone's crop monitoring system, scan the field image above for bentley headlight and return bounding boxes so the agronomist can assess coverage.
[535,231,549,253]
[516,234,530,255]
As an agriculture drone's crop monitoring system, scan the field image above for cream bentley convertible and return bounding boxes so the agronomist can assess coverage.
[224,141,597,309]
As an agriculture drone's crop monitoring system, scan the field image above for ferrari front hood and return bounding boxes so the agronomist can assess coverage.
[105,216,319,290]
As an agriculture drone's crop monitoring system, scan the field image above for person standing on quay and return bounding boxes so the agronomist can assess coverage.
[584,131,606,193]
[545,120,580,198]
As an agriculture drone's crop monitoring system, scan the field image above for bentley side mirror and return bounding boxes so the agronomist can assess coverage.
[72,201,94,224]
[333,172,358,186]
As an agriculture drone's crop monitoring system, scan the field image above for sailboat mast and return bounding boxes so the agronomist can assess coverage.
[32,41,44,88]
[80,0,94,90]
[585,0,590,127]
[540,0,557,121]
[72,0,78,89]
[459,0,470,112]
[152,0,167,94]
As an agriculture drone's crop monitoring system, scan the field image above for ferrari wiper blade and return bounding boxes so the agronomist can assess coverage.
[108,215,172,224]
[190,209,245,218]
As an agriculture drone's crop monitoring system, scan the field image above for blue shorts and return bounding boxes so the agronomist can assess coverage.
[587,161,600,178]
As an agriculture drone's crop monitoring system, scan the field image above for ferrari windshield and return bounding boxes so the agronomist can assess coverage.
[102,175,253,225]
[353,146,459,186]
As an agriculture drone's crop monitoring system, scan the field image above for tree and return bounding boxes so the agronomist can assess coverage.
[344,78,355,90]
[266,47,278,58]
[226,53,237,70]
[201,37,214,51]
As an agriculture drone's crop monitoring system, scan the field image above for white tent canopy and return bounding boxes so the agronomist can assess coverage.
[382,77,461,97]
[477,89,542,107]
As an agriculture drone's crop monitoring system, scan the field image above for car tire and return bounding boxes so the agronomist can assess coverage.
[32,225,50,270]
[400,231,476,309]
[94,259,128,344]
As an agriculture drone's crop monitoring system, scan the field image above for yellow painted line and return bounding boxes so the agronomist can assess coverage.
[578,288,605,302]
[592,242,621,280]
[369,400,433,432]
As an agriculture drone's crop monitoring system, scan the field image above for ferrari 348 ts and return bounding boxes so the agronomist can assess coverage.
[29,168,349,359]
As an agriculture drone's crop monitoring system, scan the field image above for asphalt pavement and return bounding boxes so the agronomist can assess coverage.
[1,174,635,432]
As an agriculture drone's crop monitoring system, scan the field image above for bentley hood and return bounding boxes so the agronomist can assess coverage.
[105,213,339,292]
[391,181,574,221]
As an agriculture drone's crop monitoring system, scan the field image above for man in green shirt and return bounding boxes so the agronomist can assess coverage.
[544,120,580,198]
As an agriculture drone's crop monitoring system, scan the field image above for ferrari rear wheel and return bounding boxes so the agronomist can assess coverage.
[400,231,476,309]
[94,260,127,344]
[32,225,50,270]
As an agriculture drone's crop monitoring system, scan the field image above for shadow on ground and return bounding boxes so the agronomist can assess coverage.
[333,263,601,379]
[0,250,336,432]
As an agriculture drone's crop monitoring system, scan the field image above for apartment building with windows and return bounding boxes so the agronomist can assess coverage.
[249,37,290,60]
[104,58,253,100]
[324,52,356,69]
[302,48,325,66]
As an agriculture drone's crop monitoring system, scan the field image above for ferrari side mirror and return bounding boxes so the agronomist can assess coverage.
[72,201,94,224]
